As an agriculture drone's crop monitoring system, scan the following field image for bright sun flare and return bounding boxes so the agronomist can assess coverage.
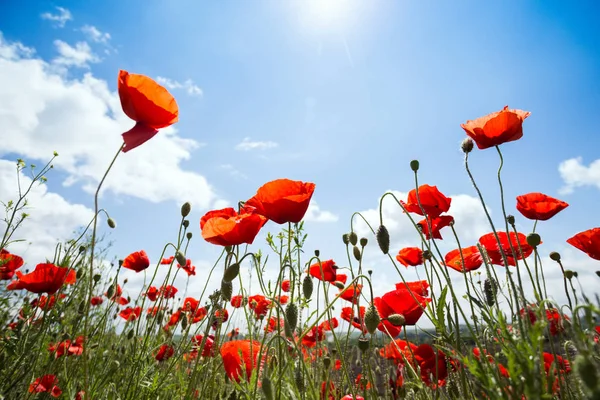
[301,0,355,32]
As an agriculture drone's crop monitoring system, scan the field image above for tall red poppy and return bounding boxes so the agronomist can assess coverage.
[396,247,424,267]
[413,343,448,386]
[48,336,84,358]
[177,258,196,276]
[119,306,142,322]
[395,280,430,297]
[339,284,362,304]
[0,249,23,280]
[516,193,569,221]
[155,344,175,361]
[245,179,316,224]
[281,279,291,292]
[341,306,367,333]
[145,286,159,301]
[29,375,61,397]
[479,231,534,266]
[6,263,73,294]
[118,70,179,153]
[201,206,267,247]
[308,259,337,282]
[417,215,454,240]
[192,334,216,357]
[402,185,451,218]
[375,287,431,337]
[122,250,150,272]
[567,228,600,261]
[461,106,531,149]
[220,340,262,382]
[444,246,483,272]
[379,338,418,363]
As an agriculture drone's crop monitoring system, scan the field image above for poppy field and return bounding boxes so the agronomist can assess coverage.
[1,70,600,400]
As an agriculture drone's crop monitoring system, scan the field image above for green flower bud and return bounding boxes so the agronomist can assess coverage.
[220,280,233,301]
[410,160,420,172]
[223,263,240,282]
[353,246,361,261]
[550,252,561,262]
[526,233,541,248]
[376,225,390,255]
[461,138,474,153]
[182,220,189,228]
[506,215,515,225]
[285,303,298,333]
[314,249,320,257]
[364,304,380,334]
[181,202,192,217]
[358,337,370,352]
[342,234,350,245]
[107,218,116,229]
[303,276,313,300]
[360,237,368,247]
[186,232,192,240]
[564,270,575,280]
[349,232,358,246]
[175,251,187,266]
[334,281,345,290]
[387,314,406,327]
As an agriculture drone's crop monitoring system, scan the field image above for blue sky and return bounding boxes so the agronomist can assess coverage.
[1,1,599,319]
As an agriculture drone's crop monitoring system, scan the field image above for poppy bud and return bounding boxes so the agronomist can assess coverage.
[269,355,278,369]
[107,218,116,229]
[410,160,419,172]
[597,271,600,278]
[182,220,189,228]
[360,237,368,247]
[285,303,298,334]
[295,367,305,391]
[225,245,233,254]
[342,234,350,245]
[181,202,192,218]
[376,225,390,255]
[564,270,574,280]
[387,314,405,327]
[550,252,561,262]
[314,249,320,257]
[220,280,233,301]
[76,269,83,279]
[302,276,313,300]
[323,356,331,369]
[573,271,578,278]
[186,232,192,240]
[175,252,187,266]
[106,284,115,299]
[349,232,358,246]
[461,137,474,153]
[364,304,380,334]
[334,281,345,290]
[181,313,188,330]
[484,278,498,306]
[358,337,370,352]
[223,263,240,282]
[127,329,134,340]
[93,274,101,283]
[262,375,274,400]
[574,355,598,391]
[79,245,86,253]
[353,246,361,261]
[506,215,515,225]
[526,233,541,248]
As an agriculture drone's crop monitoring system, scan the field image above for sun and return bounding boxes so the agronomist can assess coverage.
[299,0,356,32]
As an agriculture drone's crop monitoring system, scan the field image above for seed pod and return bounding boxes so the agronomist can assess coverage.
[358,337,370,352]
[353,246,361,261]
[285,303,298,333]
[483,278,498,307]
[223,263,240,282]
[461,138,474,153]
[564,270,575,280]
[550,252,561,262]
[78,301,86,315]
[182,220,190,228]
[302,276,313,300]
[93,274,101,283]
[410,159,419,172]
[221,280,233,301]
[364,304,381,334]
[323,356,331,369]
[387,314,406,327]
[360,237,368,247]
[314,249,320,257]
[127,329,134,340]
[506,215,515,225]
[342,234,350,245]
[79,245,86,253]
[376,225,390,255]
[181,202,192,217]
[526,233,541,248]
[107,218,116,229]
[262,375,274,400]
[186,232,193,240]
[175,251,187,266]
[349,232,358,246]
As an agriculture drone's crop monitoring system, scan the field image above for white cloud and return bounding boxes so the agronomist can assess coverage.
[304,200,338,222]
[156,76,203,97]
[81,25,111,44]
[0,160,94,265]
[52,40,100,68]
[558,157,600,195]
[0,33,219,211]
[235,137,279,151]
[40,6,72,28]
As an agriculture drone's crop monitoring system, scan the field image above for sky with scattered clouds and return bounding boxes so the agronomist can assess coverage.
[1,1,599,330]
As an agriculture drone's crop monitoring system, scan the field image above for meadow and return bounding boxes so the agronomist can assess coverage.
[0,70,599,400]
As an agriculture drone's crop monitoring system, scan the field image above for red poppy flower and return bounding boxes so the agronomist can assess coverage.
[182,297,199,312]
[479,231,534,266]
[177,258,196,276]
[164,310,181,329]
[516,193,569,221]
[414,343,448,386]
[29,375,61,397]
[32,294,66,310]
[341,395,364,400]
[48,336,84,358]
[118,70,179,152]
[339,284,362,304]
[155,344,175,361]
[146,286,159,301]
[281,279,291,292]
[341,306,367,333]
[160,256,174,265]
[395,280,430,297]
[160,285,178,299]
[302,325,326,348]
[0,249,23,280]
[379,338,418,362]
[6,263,74,294]
[308,259,337,282]
[90,296,104,306]
[265,316,284,333]
[227,328,240,339]
[567,228,600,261]
[520,306,569,336]
[396,247,423,267]
[212,308,229,329]
[192,306,208,324]
[417,215,454,240]
[461,106,531,149]
[402,185,451,218]
[230,295,245,308]
[245,179,316,224]
[119,306,141,322]
[278,295,289,304]
[192,334,216,357]
[122,250,150,272]
[106,284,129,305]
[220,340,262,382]
[444,246,483,272]
[375,287,431,337]
[200,206,267,247]
[334,273,348,284]
[543,352,571,375]
[320,318,339,331]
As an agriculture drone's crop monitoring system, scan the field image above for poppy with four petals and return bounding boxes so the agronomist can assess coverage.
[479,231,534,266]
[461,105,531,149]
[402,185,451,218]
[245,179,316,224]
[444,246,483,272]
[7,263,75,294]
[122,250,150,272]
[200,206,267,247]
[396,247,424,268]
